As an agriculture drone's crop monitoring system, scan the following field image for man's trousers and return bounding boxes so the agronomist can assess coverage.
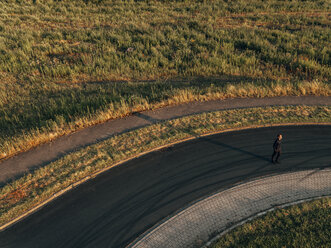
[272,151,281,163]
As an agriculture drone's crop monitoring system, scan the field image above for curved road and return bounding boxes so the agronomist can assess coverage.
[1,125,330,248]
[1,96,330,184]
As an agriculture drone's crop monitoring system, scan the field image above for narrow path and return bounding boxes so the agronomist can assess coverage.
[0,126,330,248]
[129,169,331,248]
[0,96,330,184]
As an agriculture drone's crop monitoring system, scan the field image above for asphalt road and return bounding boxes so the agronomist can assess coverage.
[1,125,330,248]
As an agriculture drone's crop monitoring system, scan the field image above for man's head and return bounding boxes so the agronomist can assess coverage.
[277,134,282,140]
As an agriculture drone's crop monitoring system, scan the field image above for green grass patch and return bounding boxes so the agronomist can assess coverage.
[210,197,331,248]
[0,0,330,160]
[0,105,330,227]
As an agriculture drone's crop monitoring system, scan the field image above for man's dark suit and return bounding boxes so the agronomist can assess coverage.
[272,138,281,163]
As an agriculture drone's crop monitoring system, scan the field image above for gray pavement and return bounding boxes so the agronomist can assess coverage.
[0,125,330,248]
[1,96,330,184]
[129,169,331,248]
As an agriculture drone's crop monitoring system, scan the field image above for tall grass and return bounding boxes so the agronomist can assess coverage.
[0,0,329,82]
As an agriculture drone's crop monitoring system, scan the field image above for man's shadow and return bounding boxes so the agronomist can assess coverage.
[135,112,271,164]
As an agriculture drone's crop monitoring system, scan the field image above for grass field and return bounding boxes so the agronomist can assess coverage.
[1,0,330,82]
[0,105,330,228]
[0,0,330,160]
[210,197,331,248]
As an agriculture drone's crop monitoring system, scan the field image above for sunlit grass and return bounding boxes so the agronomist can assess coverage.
[0,0,329,82]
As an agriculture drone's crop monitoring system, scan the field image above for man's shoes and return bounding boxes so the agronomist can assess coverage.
[276,161,281,164]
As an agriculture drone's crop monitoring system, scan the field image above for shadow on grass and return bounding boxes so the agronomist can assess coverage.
[83,74,277,88]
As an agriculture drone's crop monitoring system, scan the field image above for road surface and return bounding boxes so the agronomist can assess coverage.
[0,125,330,248]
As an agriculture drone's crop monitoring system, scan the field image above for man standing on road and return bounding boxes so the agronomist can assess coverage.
[272,134,282,164]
